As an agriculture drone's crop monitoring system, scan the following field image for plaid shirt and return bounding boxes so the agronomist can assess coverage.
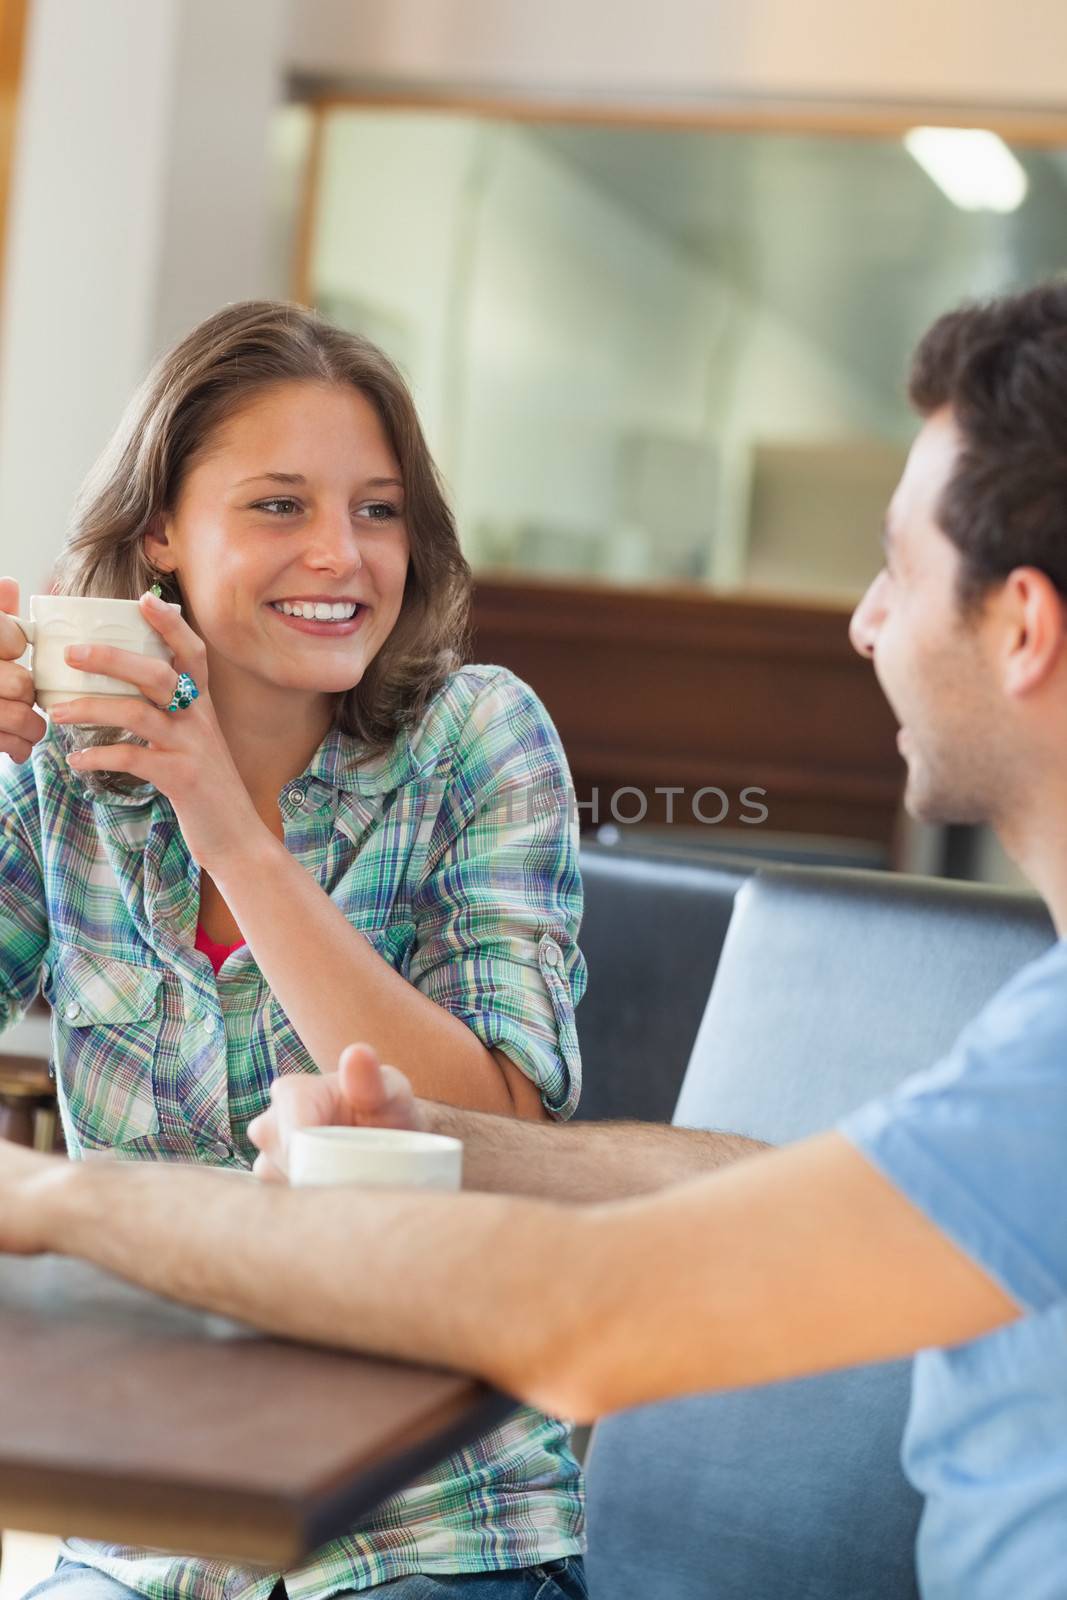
[0,664,586,1596]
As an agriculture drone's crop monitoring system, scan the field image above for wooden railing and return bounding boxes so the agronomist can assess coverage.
[470,574,904,853]
[0,997,57,1149]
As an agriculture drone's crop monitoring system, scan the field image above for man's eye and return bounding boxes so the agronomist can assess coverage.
[358,501,401,521]
[253,497,302,516]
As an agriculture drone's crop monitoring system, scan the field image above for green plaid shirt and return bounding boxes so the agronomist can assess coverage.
[0,664,586,1595]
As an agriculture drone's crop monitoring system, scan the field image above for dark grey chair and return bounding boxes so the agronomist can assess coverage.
[585,865,1055,1600]
[575,845,749,1123]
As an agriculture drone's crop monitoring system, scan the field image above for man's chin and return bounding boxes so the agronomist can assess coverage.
[904,792,953,826]
[903,769,988,829]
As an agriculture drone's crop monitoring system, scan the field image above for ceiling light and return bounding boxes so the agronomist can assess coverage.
[903,127,1028,213]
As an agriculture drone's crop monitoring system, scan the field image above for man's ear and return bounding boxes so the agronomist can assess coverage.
[143,517,176,575]
[1002,567,1067,697]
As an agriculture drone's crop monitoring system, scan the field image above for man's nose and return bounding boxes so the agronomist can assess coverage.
[849,570,888,659]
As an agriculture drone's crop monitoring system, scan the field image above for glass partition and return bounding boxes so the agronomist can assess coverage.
[282,107,1067,604]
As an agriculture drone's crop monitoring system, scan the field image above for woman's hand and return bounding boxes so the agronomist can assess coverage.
[50,591,264,872]
[248,1042,428,1182]
[0,578,47,762]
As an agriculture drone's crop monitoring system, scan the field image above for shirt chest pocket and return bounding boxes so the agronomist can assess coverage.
[46,946,164,1150]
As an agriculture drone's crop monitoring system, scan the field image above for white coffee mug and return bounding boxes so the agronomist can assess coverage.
[290,1126,463,1191]
[11,595,174,711]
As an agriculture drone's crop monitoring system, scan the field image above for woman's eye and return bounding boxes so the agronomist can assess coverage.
[358,501,401,521]
[253,497,302,516]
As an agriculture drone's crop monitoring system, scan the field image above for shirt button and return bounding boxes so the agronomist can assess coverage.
[543,944,561,968]
[212,1141,233,1160]
[287,787,306,807]
[64,1000,82,1021]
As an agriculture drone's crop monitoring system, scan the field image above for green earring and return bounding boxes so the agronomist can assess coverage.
[149,582,163,599]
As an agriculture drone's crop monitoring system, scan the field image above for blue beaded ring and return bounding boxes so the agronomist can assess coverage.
[165,672,199,713]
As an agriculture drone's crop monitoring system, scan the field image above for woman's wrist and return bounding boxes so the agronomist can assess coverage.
[201,825,288,890]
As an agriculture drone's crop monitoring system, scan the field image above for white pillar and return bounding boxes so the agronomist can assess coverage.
[151,0,289,354]
[0,0,287,601]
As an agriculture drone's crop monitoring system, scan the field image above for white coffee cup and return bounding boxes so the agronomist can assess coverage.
[10,594,174,712]
[289,1126,463,1191]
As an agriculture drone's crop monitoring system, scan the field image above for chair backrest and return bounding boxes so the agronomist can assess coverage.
[586,865,1055,1600]
[575,845,749,1123]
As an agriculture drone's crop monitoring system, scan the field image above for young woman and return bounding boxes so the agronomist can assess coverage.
[0,302,587,1600]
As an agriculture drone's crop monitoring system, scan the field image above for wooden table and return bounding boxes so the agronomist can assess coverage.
[0,1256,514,1565]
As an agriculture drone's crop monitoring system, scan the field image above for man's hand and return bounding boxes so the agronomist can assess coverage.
[248,1043,428,1182]
[0,1138,67,1254]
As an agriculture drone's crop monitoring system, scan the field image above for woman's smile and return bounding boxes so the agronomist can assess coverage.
[145,381,410,703]
[267,595,370,637]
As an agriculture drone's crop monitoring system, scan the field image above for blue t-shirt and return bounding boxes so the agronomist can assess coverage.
[840,939,1067,1600]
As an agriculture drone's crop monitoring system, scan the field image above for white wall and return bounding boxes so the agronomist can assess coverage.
[286,0,1067,109]
[152,0,289,353]
[0,0,177,599]
[0,0,287,601]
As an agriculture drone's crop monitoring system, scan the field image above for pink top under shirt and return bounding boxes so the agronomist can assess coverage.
[194,923,246,975]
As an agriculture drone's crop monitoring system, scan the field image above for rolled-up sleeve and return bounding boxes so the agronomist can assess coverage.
[0,759,50,1031]
[408,670,585,1119]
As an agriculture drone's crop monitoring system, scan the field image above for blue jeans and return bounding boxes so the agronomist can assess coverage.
[24,1560,587,1600]
[377,1565,585,1598]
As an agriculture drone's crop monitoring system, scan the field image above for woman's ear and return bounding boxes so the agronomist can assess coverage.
[143,517,176,575]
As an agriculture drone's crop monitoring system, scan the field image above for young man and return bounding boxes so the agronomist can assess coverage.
[3,283,1067,1598]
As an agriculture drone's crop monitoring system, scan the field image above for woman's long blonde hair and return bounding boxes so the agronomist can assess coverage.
[53,300,471,793]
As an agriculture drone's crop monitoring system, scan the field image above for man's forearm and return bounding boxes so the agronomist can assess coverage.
[420,1104,767,1201]
[38,1160,576,1400]
[25,1127,1017,1427]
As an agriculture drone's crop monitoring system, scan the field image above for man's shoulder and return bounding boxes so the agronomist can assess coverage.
[964,937,1067,1061]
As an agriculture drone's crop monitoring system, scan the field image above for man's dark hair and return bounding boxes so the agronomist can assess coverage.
[909,279,1067,611]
